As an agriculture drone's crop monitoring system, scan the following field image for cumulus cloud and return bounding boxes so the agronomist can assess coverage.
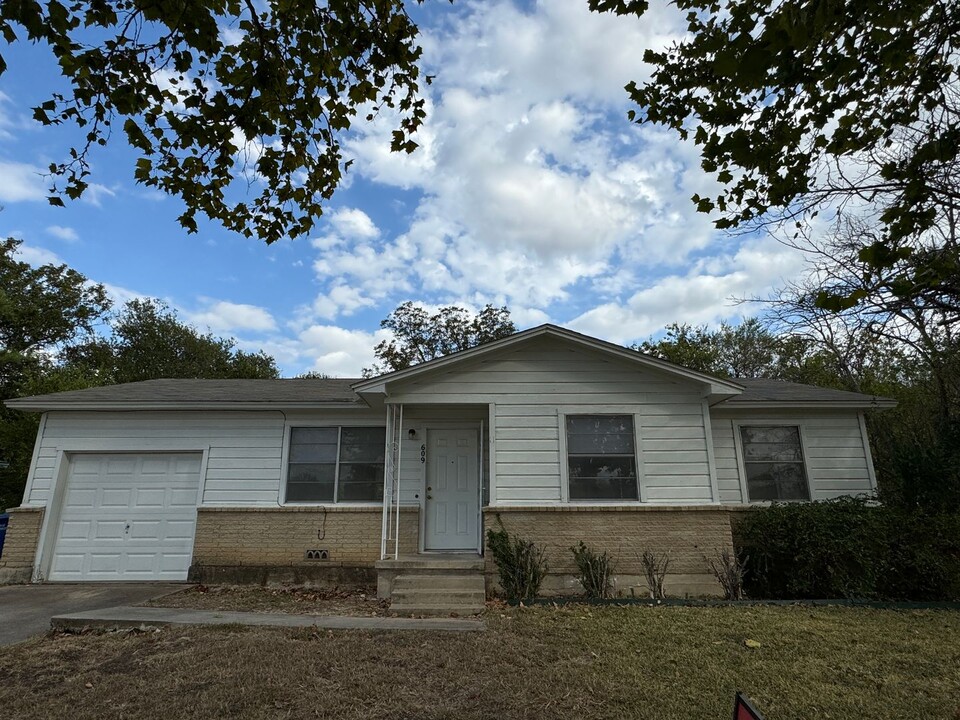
[185,299,278,333]
[306,0,745,328]
[295,325,393,377]
[46,225,80,242]
[13,243,62,266]
[0,161,47,202]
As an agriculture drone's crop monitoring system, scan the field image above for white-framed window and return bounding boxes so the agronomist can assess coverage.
[738,425,810,501]
[565,414,639,501]
[285,426,385,503]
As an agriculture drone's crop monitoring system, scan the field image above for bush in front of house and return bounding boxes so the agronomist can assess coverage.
[735,496,960,601]
[571,541,616,598]
[486,525,548,602]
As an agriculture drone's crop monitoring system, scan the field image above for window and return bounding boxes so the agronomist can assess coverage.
[286,427,385,503]
[566,415,639,501]
[739,426,810,501]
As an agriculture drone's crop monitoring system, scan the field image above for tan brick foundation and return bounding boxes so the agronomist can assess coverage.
[190,506,419,586]
[483,506,736,597]
[0,506,44,584]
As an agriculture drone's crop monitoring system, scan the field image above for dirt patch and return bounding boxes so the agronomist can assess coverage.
[143,584,390,616]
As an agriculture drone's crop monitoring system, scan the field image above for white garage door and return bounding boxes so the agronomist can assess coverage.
[49,453,202,581]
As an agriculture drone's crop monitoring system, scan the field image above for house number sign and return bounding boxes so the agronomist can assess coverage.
[420,444,426,463]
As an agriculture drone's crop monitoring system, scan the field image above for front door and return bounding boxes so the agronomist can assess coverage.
[424,427,480,552]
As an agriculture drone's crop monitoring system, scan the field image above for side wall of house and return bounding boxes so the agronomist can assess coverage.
[709,409,876,503]
[388,338,715,505]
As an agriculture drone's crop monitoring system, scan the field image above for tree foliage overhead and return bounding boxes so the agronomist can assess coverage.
[364,301,516,376]
[0,1,428,242]
[592,0,960,308]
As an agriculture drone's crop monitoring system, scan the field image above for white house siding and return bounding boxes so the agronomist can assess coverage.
[709,409,876,502]
[387,338,713,505]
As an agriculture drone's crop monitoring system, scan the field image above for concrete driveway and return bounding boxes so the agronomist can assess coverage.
[0,583,185,645]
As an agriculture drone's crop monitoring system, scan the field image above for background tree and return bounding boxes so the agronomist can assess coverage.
[593,0,960,310]
[0,237,111,510]
[364,302,516,376]
[64,299,279,383]
[0,1,429,242]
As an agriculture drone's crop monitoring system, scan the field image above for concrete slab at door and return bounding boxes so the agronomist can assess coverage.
[424,428,479,551]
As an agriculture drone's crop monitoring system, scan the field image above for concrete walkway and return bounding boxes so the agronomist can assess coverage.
[0,583,184,646]
[50,605,485,633]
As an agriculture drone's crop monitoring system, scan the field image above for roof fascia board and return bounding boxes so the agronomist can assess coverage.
[352,324,743,395]
[3,401,369,412]
[712,400,898,410]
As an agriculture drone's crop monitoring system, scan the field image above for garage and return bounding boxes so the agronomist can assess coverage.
[48,453,202,581]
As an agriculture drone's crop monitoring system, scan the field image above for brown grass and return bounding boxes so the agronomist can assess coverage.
[1,605,958,720]
[143,584,389,616]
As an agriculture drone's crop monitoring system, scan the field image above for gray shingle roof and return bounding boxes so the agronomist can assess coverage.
[5,375,893,410]
[722,378,893,406]
[6,378,365,408]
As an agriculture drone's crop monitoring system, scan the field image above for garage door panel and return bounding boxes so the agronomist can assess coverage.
[49,453,201,582]
[101,488,133,507]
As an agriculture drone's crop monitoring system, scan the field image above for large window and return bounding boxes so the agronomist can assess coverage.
[286,427,385,503]
[739,426,810,501]
[566,415,639,501]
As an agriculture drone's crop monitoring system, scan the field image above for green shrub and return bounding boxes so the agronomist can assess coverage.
[571,541,616,598]
[735,497,960,600]
[486,524,547,602]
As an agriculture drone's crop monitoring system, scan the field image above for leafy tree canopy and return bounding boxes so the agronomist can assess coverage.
[0,1,428,242]
[365,301,516,376]
[592,0,960,309]
[0,237,110,391]
[65,298,279,383]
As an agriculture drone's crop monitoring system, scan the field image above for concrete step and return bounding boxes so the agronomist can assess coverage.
[375,555,484,573]
[390,603,484,617]
[392,574,486,591]
[391,588,485,606]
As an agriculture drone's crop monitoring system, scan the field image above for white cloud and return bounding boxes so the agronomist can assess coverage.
[80,182,117,207]
[567,237,805,344]
[308,0,733,325]
[327,207,381,241]
[0,161,46,202]
[295,325,393,377]
[46,225,80,242]
[13,243,62,266]
[185,299,278,333]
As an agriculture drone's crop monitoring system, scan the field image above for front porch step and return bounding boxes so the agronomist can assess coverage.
[375,555,484,573]
[377,558,486,616]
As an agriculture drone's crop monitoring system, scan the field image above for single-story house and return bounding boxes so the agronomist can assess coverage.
[0,325,894,604]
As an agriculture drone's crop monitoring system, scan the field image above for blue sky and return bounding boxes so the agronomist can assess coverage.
[0,0,803,377]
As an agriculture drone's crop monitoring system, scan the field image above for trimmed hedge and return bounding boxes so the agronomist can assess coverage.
[734,497,960,601]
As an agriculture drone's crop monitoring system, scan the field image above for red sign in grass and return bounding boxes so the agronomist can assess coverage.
[733,692,765,720]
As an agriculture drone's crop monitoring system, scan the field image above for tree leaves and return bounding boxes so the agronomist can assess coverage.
[1,0,429,244]
[364,301,516,376]
[593,0,960,311]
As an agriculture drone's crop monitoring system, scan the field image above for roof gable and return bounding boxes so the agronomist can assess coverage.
[353,324,744,399]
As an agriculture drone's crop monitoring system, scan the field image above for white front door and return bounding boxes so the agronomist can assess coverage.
[49,453,202,581]
[424,428,479,552]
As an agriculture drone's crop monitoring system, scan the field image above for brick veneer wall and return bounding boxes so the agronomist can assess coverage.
[0,506,44,584]
[190,506,419,585]
[484,506,739,597]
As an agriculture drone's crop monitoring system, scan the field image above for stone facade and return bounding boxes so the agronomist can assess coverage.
[190,506,419,586]
[484,505,738,597]
[0,506,44,584]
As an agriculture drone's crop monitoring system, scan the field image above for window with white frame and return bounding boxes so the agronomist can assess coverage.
[739,425,810,501]
[565,415,639,501]
[286,427,385,503]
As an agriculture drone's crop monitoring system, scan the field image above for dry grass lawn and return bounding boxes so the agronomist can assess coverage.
[143,584,389,616]
[1,605,958,720]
